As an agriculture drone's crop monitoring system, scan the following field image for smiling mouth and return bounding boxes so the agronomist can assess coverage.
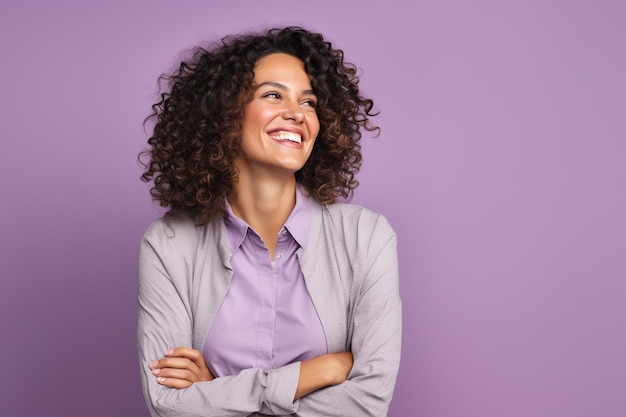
[269,131,302,144]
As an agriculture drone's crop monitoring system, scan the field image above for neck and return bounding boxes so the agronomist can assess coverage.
[228,167,297,259]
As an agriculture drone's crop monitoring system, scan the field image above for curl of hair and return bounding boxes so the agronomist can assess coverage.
[139,26,379,225]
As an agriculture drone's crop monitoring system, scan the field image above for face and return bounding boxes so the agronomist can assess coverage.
[238,53,320,177]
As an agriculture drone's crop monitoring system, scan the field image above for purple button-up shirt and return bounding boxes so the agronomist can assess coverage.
[203,188,327,377]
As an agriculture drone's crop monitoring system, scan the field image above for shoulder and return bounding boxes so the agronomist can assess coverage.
[319,202,396,241]
[307,202,396,266]
[141,216,199,246]
[139,215,225,256]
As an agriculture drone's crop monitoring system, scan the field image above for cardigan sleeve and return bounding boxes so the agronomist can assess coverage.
[289,214,402,416]
[137,220,300,417]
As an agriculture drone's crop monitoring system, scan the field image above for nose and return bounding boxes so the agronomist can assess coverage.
[282,102,304,123]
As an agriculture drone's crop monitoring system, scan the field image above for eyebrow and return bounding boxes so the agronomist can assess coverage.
[254,81,315,96]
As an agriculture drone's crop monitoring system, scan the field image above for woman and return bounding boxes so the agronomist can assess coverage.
[138,27,401,416]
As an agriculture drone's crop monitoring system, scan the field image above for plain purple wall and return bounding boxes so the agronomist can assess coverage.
[1,1,624,416]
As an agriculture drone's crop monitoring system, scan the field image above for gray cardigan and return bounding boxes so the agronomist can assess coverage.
[137,201,402,416]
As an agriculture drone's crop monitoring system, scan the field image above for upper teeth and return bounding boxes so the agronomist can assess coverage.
[270,132,302,143]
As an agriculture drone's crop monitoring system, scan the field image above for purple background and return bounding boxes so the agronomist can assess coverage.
[1,1,624,416]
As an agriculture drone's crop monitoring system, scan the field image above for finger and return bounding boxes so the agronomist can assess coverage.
[155,376,193,389]
[151,357,202,373]
[166,347,208,370]
[152,367,200,383]
[150,357,213,382]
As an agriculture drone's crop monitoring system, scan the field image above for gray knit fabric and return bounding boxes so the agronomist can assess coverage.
[137,201,402,416]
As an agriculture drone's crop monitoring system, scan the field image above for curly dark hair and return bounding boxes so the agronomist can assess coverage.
[139,26,379,225]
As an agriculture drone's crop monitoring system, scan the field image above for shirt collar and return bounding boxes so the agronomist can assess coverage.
[224,200,249,253]
[283,185,312,248]
[224,185,312,252]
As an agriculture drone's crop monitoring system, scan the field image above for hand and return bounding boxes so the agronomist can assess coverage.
[295,351,354,400]
[149,347,214,389]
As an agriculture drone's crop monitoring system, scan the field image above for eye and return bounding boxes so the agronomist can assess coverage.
[262,92,281,99]
[302,99,317,108]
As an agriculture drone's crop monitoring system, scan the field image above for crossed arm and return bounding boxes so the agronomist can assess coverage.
[149,347,353,400]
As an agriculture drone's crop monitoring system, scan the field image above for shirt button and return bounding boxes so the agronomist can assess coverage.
[270,261,276,268]
[281,229,287,235]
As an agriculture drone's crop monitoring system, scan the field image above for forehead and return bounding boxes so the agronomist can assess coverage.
[253,53,311,85]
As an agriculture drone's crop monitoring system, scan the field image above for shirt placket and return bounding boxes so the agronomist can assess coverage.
[254,231,286,370]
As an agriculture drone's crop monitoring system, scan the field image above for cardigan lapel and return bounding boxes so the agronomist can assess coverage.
[298,203,349,353]
[192,218,235,350]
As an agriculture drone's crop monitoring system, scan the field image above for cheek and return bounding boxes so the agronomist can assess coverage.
[309,116,321,139]
[241,108,261,132]
[242,101,273,130]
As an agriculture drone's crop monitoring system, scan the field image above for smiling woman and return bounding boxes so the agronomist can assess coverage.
[137,27,401,416]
